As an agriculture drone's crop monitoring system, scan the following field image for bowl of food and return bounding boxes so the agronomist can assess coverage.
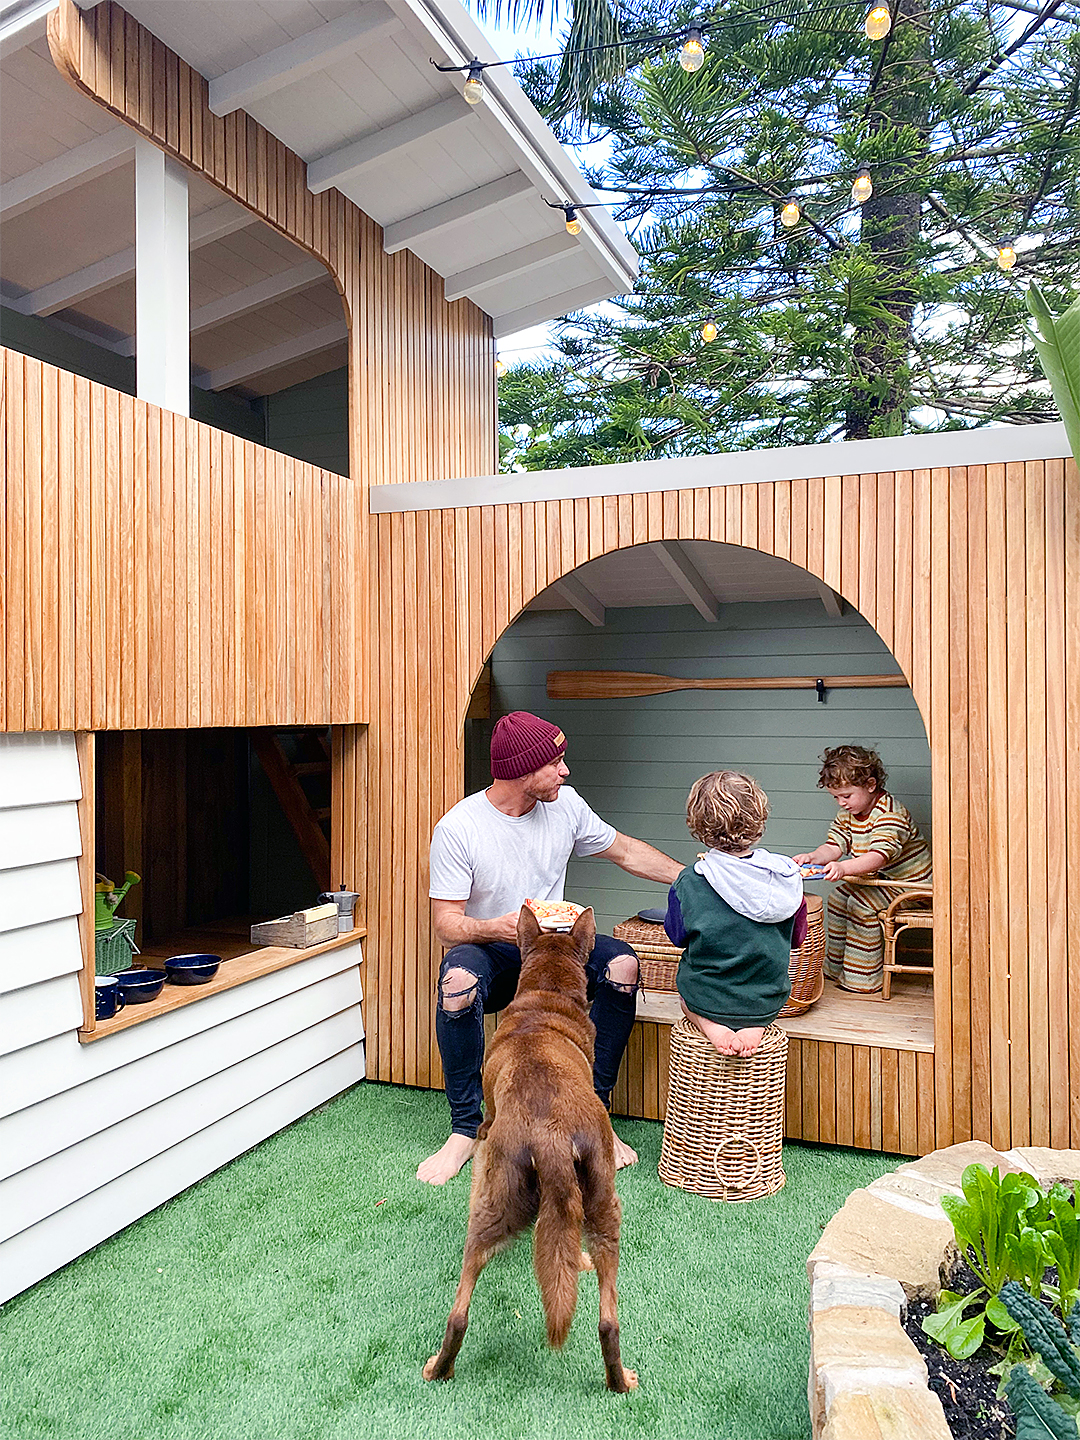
[525,899,585,932]
[798,863,828,880]
[164,953,221,985]
[115,967,166,1004]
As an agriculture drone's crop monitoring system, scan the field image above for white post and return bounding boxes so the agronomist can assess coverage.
[134,137,189,415]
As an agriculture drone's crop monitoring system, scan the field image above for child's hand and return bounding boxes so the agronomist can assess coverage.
[791,853,815,865]
[821,862,846,882]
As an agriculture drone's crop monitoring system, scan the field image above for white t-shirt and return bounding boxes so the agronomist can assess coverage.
[428,785,617,920]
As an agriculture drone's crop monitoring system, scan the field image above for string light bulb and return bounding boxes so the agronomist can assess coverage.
[679,25,705,72]
[864,6,892,39]
[564,206,582,236]
[495,356,507,377]
[701,318,718,343]
[780,199,801,228]
[996,242,1017,271]
[462,60,484,105]
[851,168,873,204]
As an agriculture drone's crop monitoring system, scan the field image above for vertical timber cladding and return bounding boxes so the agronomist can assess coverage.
[0,347,361,731]
[42,2,497,944]
[45,0,497,716]
[370,466,1079,1154]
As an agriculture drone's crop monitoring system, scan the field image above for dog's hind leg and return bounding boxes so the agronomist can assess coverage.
[422,1231,496,1382]
[581,1150,637,1393]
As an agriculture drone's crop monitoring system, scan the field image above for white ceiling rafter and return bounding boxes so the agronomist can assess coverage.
[114,258,329,357]
[492,280,622,338]
[0,0,57,59]
[196,318,348,392]
[443,233,577,303]
[381,173,532,256]
[207,4,402,118]
[650,540,720,622]
[551,575,605,628]
[815,580,845,618]
[1,128,136,221]
[306,98,475,195]
[6,200,256,317]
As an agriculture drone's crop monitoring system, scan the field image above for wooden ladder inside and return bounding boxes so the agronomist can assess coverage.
[248,728,331,892]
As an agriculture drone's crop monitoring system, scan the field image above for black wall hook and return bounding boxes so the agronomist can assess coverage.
[816,678,826,703]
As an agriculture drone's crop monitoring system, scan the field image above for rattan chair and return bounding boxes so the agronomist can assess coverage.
[846,878,934,999]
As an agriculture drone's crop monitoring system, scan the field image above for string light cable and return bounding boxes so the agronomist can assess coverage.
[430,1,899,106]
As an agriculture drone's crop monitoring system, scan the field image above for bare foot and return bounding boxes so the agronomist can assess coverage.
[731,1026,766,1056]
[417,1133,476,1185]
[612,1132,638,1169]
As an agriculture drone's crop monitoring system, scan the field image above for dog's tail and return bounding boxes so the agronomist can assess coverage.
[531,1134,584,1349]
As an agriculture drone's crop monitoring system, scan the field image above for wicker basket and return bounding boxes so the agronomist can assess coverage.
[659,1018,788,1202]
[612,917,681,992]
[94,918,140,976]
[778,893,826,1018]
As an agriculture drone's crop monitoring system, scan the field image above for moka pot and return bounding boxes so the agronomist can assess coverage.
[319,883,361,934]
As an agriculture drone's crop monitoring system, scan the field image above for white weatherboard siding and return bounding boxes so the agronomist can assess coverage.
[0,733,366,1303]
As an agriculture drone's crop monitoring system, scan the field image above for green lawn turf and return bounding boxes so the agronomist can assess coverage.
[0,1082,904,1440]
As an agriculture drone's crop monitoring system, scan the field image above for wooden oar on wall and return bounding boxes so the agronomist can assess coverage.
[547,670,909,700]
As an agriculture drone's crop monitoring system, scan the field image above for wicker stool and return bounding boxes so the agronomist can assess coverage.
[778,893,826,1017]
[658,1018,788,1202]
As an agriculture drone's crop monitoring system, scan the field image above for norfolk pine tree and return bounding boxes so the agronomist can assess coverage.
[488,0,1080,465]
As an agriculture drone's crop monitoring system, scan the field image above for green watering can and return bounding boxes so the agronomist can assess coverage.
[95,871,140,931]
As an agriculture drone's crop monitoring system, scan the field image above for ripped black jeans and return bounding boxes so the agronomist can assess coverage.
[435,935,639,1139]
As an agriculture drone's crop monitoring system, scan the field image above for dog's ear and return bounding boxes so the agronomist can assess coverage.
[518,903,542,949]
[571,905,596,956]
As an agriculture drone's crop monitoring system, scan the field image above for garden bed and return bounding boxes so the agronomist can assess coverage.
[807,1142,1080,1440]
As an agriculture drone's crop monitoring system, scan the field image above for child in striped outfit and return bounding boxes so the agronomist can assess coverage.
[793,745,931,994]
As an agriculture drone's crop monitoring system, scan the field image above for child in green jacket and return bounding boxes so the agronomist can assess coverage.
[665,770,806,1057]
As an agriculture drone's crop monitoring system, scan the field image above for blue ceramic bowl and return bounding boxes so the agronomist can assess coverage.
[115,967,166,1003]
[164,953,221,986]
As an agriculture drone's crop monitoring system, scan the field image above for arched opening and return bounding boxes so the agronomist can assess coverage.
[464,538,933,1062]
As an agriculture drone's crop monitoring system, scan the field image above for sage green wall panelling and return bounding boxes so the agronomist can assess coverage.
[262,365,348,478]
[473,600,931,936]
[0,307,266,444]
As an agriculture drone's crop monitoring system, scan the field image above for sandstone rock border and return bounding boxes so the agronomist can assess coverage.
[806,1142,1080,1439]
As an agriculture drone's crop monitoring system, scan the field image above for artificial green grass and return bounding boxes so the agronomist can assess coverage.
[0,1082,903,1440]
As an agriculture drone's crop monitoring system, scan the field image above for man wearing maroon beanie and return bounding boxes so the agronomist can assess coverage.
[420,711,682,1185]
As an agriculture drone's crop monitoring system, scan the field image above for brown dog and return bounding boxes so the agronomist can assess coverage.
[423,904,637,1394]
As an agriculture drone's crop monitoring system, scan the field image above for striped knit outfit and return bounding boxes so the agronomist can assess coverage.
[824,792,931,992]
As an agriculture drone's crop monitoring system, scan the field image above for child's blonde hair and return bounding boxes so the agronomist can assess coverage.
[818,744,887,793]
[686,771,769,854]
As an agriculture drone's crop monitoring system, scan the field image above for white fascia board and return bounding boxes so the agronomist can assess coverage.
[387,0,638,297]
[208,4,401,117]
[0,0,57,59]
[382,172,532,255]
[1,128,135,220]
[369,422,1072,513]
[443,232,578,303]
[195,319,348,391]
[306,97,474,195]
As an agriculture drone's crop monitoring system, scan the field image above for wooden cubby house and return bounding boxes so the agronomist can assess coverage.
[1,0,1076,1304]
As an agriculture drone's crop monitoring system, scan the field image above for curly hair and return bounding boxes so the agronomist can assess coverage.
[686,770,769,854]
[817,745,887,793]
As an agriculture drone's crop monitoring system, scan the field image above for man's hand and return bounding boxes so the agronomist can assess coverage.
[431,899,520,948]
[597,832,683,885]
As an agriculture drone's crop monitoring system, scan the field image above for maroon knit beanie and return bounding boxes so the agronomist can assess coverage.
[490,712,567,780]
